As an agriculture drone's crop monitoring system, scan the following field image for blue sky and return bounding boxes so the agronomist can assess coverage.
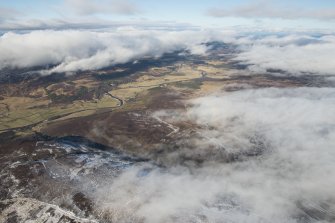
[1,0,335,30]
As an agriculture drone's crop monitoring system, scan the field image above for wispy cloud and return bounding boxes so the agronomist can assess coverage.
[207,0,335,20]
[0,18,197,31]
[0,7,21,22]
[63,0,140,16]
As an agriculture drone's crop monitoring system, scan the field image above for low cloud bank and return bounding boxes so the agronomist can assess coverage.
[233,34,335,76]
[90,87,335,222]
[0,29,223,74]
[0,29,334,76]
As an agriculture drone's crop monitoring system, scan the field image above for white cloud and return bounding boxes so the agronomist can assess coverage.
[91,87,335,222]
[231,34,335,76]
[1,29,334,77]
[0,29,225,74]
